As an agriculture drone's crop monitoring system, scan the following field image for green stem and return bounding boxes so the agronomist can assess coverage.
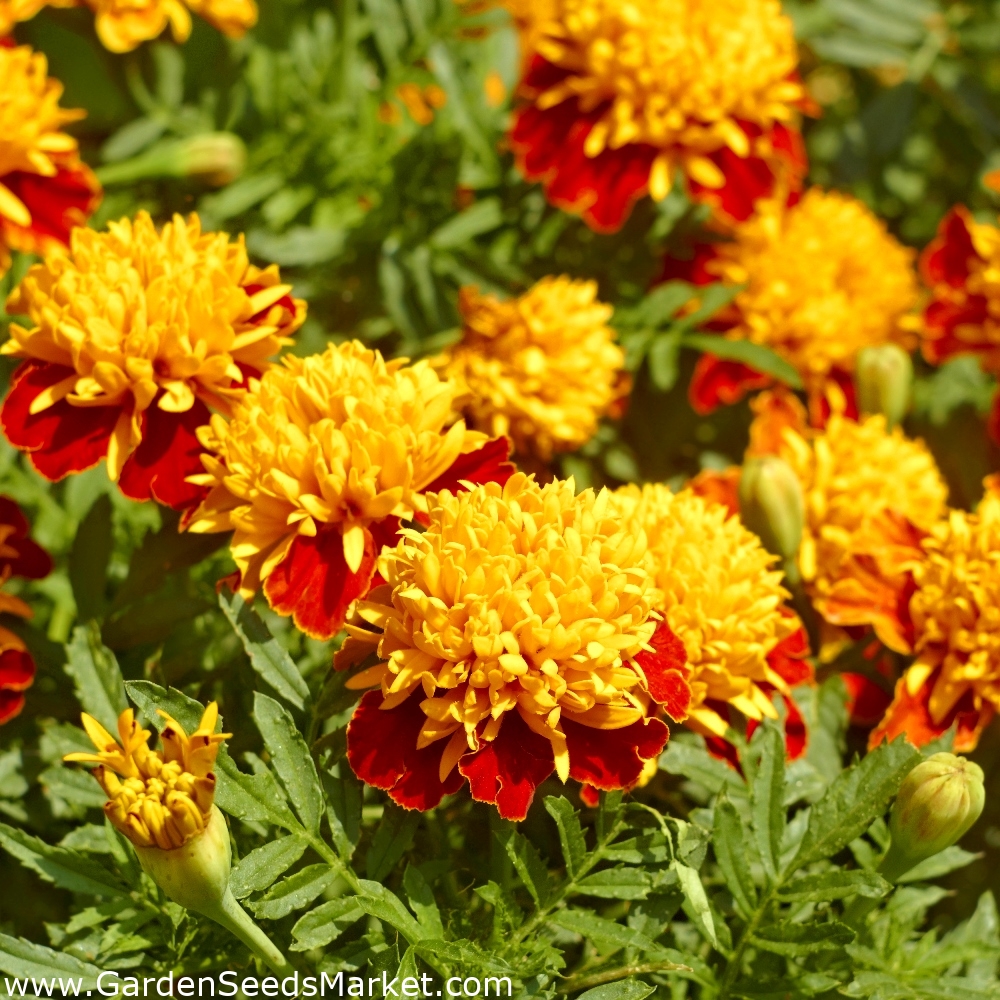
[556,961,691,995]
[203,889,294,977]
[718,883,779,999]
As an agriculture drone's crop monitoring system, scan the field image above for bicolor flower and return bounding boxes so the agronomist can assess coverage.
[185,341,515,640]
[504,0,809,232]
[0,45,100,277]
[336,475,690,820]
[1,212,304,511]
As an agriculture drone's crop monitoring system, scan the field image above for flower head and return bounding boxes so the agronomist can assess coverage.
[1,212,304,510]
[186,341,513,639]
[65,703,229,850]
[0,46,100,276]
[437,278,625,460]
[614,484,799,742]
[83,0,254,52]
[872,489,1000,752]
[338,475,685,819]
[0,496,51,726]
[506,0,808,231]
[682,191,919,415]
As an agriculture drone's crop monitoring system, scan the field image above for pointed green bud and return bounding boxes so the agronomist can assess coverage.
[97,133,247,188]
[880,753,985,882]
[738,455,805,560]
[855,344,913,429]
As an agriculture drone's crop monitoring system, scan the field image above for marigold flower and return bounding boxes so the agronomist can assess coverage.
[920,205,1000,443]
[0,46,100,277]
[337,475,687,819]
[614,484,803,747]
[0,496,51,726]
[505,0,808,232]
[872,489,1000,752]
[81,0,255,52]
[436,278,625,460]
[665,191,919,418]
[185,341,514,640]
[1,212,304,511]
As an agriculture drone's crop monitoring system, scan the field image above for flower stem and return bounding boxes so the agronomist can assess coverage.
[203,889,295,977]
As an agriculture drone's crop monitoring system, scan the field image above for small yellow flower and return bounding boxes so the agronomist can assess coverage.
[437,278,624,460]
[87,0,255,52]
[615,484,796,738]
[65,704,229,850]
[0,0,73,38]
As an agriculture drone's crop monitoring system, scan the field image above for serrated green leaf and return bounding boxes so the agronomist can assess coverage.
[648,331,682,391]
[576,981,656,1000]
[629,281,696,328]
[0,933,101,990]
[68,495,112,623]
[660,740,745,796]
[214,748,299,831]
[403,865,444,938]
[123,680,205,733]
[355,880,427,944]
[897,846,982,883]
[748,725,786,880]
[544,796,587,878]
[250,863,339,920]
[674,861,716,948]
[324,770,362,860]
[219,590,310,710]
[290,897,365,951]
[778,869,890,902]
[682,333,804,390]
[750,920,854,956]
[253,692,324,833]
[573,867,653,900]
[229,835,309,899]
[810,32,910,68]
[38,766,107,809]
[366,803,420,882]
[713,796,757,917]
[497,825,550,907]
[64,623,127,732]
[552,910,662,955]
[428,198,503,249]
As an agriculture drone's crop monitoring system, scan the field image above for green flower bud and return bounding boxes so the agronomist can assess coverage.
[880,753,986,882]
[97,133,247,188]
[855,344,913,429]
[738,455,805,561]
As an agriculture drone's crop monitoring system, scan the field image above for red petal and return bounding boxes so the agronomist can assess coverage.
[263,526,376,640]
[635,621,692,721]
[0,497,51,580]
[459,711,555,821]
[781,692,807,760]
[657,244,721,286]
[920,207,977,288]
[423,437,515,495]
[809,367,859,426]
[578,783,600,808]
[0,649,35,691]
[688,466,742,518]
[564,715,668,790]
[118,397,211,511]
[705,734,742,773]
[689,354,773,415]
[0,690,26,726]
[347,690,463,811]
[1,361,120,481]
[842,672,892,728]
[766,620,813,687]
[1,162,101,254]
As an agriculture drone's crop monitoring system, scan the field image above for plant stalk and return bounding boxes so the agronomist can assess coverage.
[203,889,295,977]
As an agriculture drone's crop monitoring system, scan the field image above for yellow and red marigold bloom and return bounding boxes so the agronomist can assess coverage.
[871,484,1000,753]
[1,212,304,511]
[920,206,1000,443]
[504,0,809,233]
[0,496,51,726]
[614,483,807,756]
[336,475,688,819]
[435,278,626,461]
[0,46,100,277]
[661,191,920,421]
[65,703,228,849]
[185,341,515,641]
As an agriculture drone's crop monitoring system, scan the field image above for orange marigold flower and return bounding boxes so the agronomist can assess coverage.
[336,475,686,819]
[0,0,74,36]
[65,703,229,849]
[872,488,1000,753]
[921,205,1000,443]
[0,496,51,726]
[78,0,255,52]
[1,212,304,512]
[185,341,515,640]
[667,191,920,418]
[436,278,625,460]
[0,46,100,277]
[614,484,806,752]
[505,0,808,232]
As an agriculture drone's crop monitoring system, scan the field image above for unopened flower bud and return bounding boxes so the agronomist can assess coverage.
[738,456,804,561]
[880,753,985,882]
[97,133,246,188]
[855,345,913,428]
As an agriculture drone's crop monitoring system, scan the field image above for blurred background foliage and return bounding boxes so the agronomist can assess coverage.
[3,0,1000,945]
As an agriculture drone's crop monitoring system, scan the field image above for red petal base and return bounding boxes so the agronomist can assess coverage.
[0,649,36,727]
[689,353,774,415]
[423,436,516,495]
[635,621,692,721]
[565,715,669,790]
[0,496,52,580]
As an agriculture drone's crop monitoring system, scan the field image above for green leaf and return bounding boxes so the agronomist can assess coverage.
[214,748,299,831]
[682,333,804,390]
[544,796,587,878]
[793,737,920,869]
[0,933,101,990]
[497,825,551,907]
[367,803,420,881]
[250,864,339,920]
[576,981,656,1000]
[648,331,682,391]
[750,920,854,956]
[403,865,444,938]
[324,770,362,860]
[673,861,717,948]
[809,32,910,68]
[673,282,741,330]
[290,897,366,951]
[573,867,653,900]
[124,680,205,733]
[553,910,663,956]
[355,880,427,944]
[253,692,324,833]
[218,590,310,710]
[428,198,503,249]
[68,494,112,622]
[0,822,130,897]
[103,595,212,650]
[629,282,695,328]
[748,725,786,880]
[897,846,982,883]
[777,870,891,902]
[660,740,745,796]
[38,766,108,809]
[713,796,758,917]
[229,834,309,899]
[64,623,127,731]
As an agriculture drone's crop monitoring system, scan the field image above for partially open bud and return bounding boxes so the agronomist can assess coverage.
[97,133,247,188]
[738,455,805,561]
[855,345,913,429]
[880,752,986,881]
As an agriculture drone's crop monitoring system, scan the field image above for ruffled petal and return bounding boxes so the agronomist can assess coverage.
[635,620,692,721]
[564,715,668,791]
[423,436,515,495]
[689,353,773,415]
